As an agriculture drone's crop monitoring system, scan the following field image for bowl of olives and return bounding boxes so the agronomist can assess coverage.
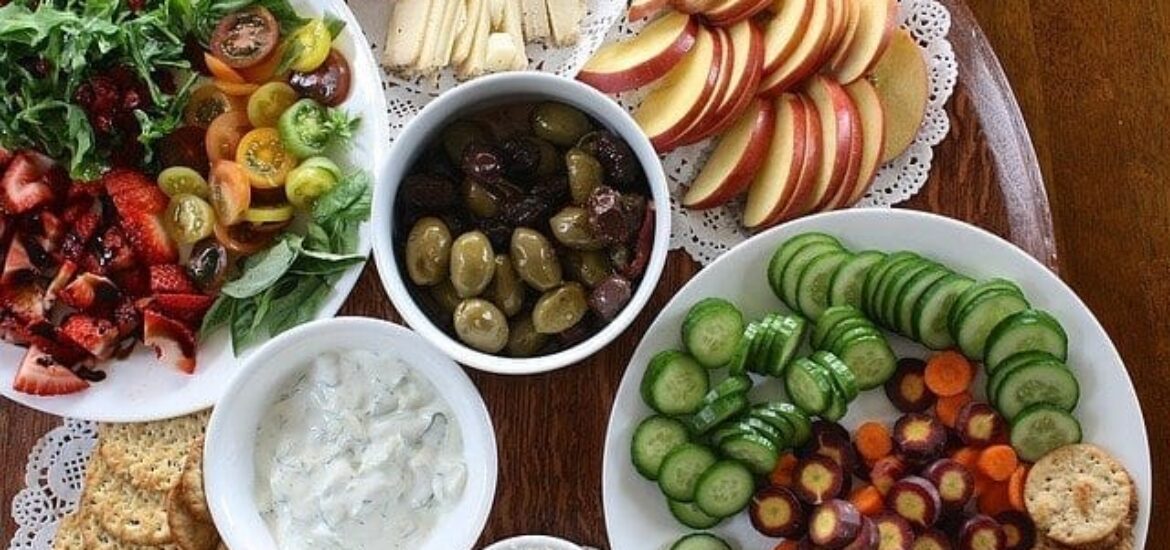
[372,72,670,374]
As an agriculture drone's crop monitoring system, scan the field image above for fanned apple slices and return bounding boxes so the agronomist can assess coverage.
[578,11,699,93]
[673,20,765,148]
[683,98,776,209]
[633,26,722,151]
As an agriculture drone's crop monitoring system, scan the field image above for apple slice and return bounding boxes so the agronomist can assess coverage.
[841,78,886,206]
[831,0,897,83]
[578,11,698,93]
[634,26,722,151]
[672,0,719,13]
[704,0,771,26]
[683,98,776,209]
[629,0,670,20]
[744,94,806,227]
[675,20,764,146]
[764,95,823,224]
[800,75,860,212]
[758,0,833,97]
[820,0,851,61]
[870,28,928,163]
[823,79,867,210]
[762,0,813,75]
[826,0,861,69]
[667,27,733,149]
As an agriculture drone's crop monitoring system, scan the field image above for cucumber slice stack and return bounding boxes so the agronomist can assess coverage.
[737,313,807,377]
[810,305,897,390]
[784,352,862,421]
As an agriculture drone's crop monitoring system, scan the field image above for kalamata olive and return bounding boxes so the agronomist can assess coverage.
[449,231,495,298]
[506,315,549,357]
[531,102,592,146]
[400,173,457,212]
[563,249,613,287]
[453,298,509,353]
[589,275,633,321]
[509,228,562,291]
[405,217,452,286]
[578,130,640,188]
[500,136,540,179]
[566,148,603,205]
[487,254,525,317]
[476,217,513,251]
[620,202,655,280]
[587,186,629,245]
[186,238,228,290]
[443,120,491,164]
[549,206,604,250]
[532,282,588,334]
[288,49,351,107]
[462,178,502,218]
[620,193,648,235]
[461,142,504,182]
[429,279,462,315]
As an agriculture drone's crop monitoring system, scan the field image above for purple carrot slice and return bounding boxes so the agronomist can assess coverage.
[794,455,846,505]
[887,476,943,530]
[809,499,863,548]
[751,486,807,538]
[955,402,1006,447]
[994,511,1036,550]
[885,357,936,412]
[959,515,1006,550]
[912,529,954,550]
[870,454,910,496]
[894,413,947,462]
[922,458,976,513]
[874,512,915,550]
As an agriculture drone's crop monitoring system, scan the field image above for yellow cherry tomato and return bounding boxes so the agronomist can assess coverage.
[164,194,216,244]
[284,164,338,209]
[242,203,295,223]
[236,128,294,188]
[288,19,332,73]
[247,82,299,128]
[158,167,210,198]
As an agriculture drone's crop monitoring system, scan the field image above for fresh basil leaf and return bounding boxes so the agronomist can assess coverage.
[199,295,234,339]
[265,275,326,334]
[304,221,331,252]
[289,250,367,275]
[324,13,345,38]
[220,235,302,298]
[313,171,371,223]
[230,297,259,356]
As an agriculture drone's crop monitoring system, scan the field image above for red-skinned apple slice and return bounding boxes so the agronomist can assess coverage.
[704,0,772,26]
[634,26,722,152]
[765,94,823,224]
[762,0,813,74]
[871,28,928,163]
[673,0,719,13]
[629,0,670,20]
[744,94,806,227]
[667,27,733,149]
[676,19,764,146]
[823,78,866,210]
[684,98,776,209]
[820,0,850,61]
[827,0,862,70]
[800,75,860,212]
[841,78,886,205]
[578,11,698,93]
[831,0,898,83]
[758,0,833,97]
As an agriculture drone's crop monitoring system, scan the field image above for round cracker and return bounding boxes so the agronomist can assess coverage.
[98,412,209,492]
[88,454,175,545]
[178,436,211,523]
[1025,444,1135,547]
[167,485,220,550]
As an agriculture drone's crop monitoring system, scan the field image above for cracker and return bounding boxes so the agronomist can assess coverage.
[51,511,86,550]
[88,454,175,545]
[98,411,209,492]
[178,436,211,523]
[1025,444,1134,547]
[167,485,221,550]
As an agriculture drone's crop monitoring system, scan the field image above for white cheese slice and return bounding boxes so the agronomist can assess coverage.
[435,0,465,66]
[545,0,582,46]
[502,0,529,69]
[490,0,507,29]
[452,0,482,66]
[414,0,450,74]
[521,0,550,42]
[458,0,492,78]
[383,0,434,68]
[485,33,518,72]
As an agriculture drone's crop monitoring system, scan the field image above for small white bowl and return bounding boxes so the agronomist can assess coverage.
[371,72,671,375]
[203,318,498,550]
[483,535,583,550]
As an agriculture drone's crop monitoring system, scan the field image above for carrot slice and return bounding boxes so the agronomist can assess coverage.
[935,390,973,428]
[855,421,894,461]
[774,541,800,550]
[1007,464,1029,511]
[924,351,975,396]
[204,53,247,83]
[849,485,886,517]
[951,446,980,471]
[977,479,1014,516]
[976,445,1019,482]
[769,452,800,488]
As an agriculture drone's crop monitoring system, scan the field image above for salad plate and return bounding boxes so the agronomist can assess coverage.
[601,208,1150,549]
[0,0,389,422]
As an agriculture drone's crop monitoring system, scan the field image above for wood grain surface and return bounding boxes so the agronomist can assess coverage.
[4,0,1167,547]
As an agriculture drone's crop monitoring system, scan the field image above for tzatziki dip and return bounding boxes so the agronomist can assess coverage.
[254,349,467,550]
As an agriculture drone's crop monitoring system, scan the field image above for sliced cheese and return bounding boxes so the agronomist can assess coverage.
[521,0,551,42]
[414,0,450,74]
[435,0,465,67]
[485,33,519,72]
[490,0,507,29]
[383,0,434,68]
[503,0,529,69]
[458,0,493,78]
[453,0,483,65]
[545,0,582,46]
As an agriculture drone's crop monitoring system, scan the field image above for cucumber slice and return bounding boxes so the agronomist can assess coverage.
[726,323,755,376]
[668,499,723,529]
[1009,404,1083,462]
[631,415,692,480]
[812,305,864,349]
[748,316,781,375]
[689,393,750,435]
[995,362,1080,420]
[812,350,859,401]
[875,259,929,329]
[759,402,812,447]
[683,298,746,368]
[882,260,938,331]
[953,290,1032,360]
[863,252,920,320]
[703,375,753,405]
[913,274,975,348]
[768,233,842,299]
[796,251,853,320]
[781,242,845,313]
[819,318,875,353]
[641,350,710,415]
[670,533,733,550]
[821,377,849,422]
[827,325,883,356]
[828,251,886,309]
[658,443,718,502]
[948,278,1026,334]
[694,460,756,517]
[785,358,834,414]
[986,352,1067,406]
[719,432,781,474]
[894,266,951,337]
[749,407,797,446]
[736,417,787,448]
[767,315,807,377]
[836,334,898,390]
[984,309,1069,372]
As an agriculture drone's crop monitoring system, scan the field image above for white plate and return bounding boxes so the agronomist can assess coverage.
[0,0,389,422]
[602,209,1150,549]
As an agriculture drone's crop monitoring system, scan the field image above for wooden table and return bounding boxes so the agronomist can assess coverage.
[5,0,1168,546]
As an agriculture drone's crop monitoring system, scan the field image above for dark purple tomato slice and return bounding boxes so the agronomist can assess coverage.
[289,49,352,107]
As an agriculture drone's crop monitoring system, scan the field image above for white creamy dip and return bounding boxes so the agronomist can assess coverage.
[254,349,467,550]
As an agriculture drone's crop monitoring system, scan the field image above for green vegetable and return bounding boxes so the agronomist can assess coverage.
[200,171,372,354]
[278,98,360,158]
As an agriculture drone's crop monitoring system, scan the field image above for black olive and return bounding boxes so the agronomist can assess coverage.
[578,131,641,189]
[400,173,458,213]
[500,136,541,178]
[187,239,229,291]
[461,142,505,183]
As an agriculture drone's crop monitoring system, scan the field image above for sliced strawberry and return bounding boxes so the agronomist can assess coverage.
[140,293,214,326]
[1,234,35,285]
[60,210,102,262]
[59,271,121,311]
[101,168,155,201]
[143,310,196,374]
[25,320,93,367]
[12,345,89,396]
[113,298,141,339]
[0,281,45,324]
[148,264,198,294]
[45,260,78,307]
[59,314,120,360]
[94,225,137,271]
[110,266,150,298]
[104,169,166,213]
[0,152,54,215]
[29,210,65,255]
[118,213,178,265]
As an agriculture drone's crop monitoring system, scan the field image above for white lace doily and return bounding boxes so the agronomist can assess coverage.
[8,419,97,550]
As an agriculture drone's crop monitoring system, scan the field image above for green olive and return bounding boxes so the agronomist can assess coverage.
[532,282,588,334]
[531,137,561,177]
[449,231,496,298]
[405,217,452,286]
[566,148,603,205]
[506,315,549,357]
[531,102,593,147]
[442,119,491,163]
[563,249,613,287]
[487,254,525,317]
[510,228,562,291]
[549,206,604,250]
[429,279,462,315]
[462,178,501,218]
[453,298,509,353]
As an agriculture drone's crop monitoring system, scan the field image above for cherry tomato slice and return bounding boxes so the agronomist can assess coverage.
[208,160,252,225]
[242,203,295,223]
[214,221,285,255]
[184,84,244,128]
[210,6,280,69]
[158,167,210,198]
[284,164,337,209]
[213,79,261,97]
[289,49,352,107]
[236,128,294,188]
[239,43,286,83]
[247,82,298,127]
[204,52,247,83]
[287,19,332,73]
[205,110,252,164]
[164,194,217,244]
[159,126,210,175]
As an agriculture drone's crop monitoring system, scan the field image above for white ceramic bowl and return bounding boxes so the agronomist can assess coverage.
[371,72,671,375]
[483,535,583,550]
[204,318,498,550]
